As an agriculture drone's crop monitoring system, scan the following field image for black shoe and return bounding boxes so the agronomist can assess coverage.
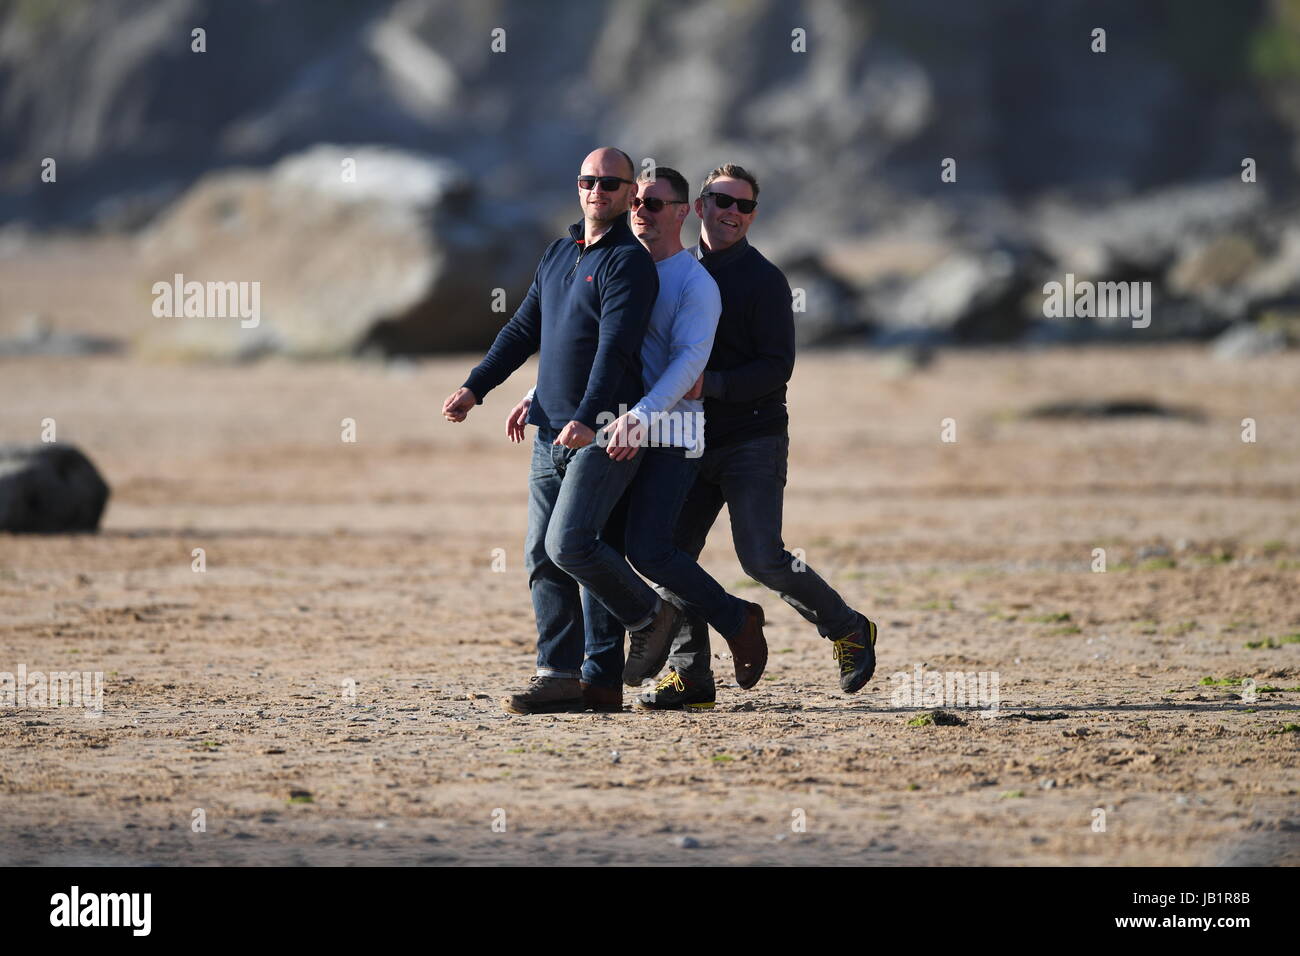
[623,600,684,686]
[831,614,878,693]
[501,676,584,715]
[633,669,716,711]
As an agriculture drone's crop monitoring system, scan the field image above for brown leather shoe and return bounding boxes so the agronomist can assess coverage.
[580,681,623,713]
[501,676,584,715]
[724,602,768,689]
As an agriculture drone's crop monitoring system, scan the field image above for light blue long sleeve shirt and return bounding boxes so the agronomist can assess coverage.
[627,249,720,453]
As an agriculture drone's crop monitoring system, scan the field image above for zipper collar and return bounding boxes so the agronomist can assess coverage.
[568,213,632,249]
[693,235,751,271]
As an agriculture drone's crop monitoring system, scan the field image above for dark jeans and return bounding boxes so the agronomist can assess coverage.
[665,432,859,676]
[525,425,660,680]
[580,491,628,689]
[624,446,746,638]
[579,447,748,688]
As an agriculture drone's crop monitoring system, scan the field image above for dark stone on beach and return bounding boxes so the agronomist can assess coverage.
[0,444,110,533]
[1023,398,1206,423]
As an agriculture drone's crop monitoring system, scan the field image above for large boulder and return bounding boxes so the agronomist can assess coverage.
[1169,224,1300,323]
[135,145,545,358]
[0,445,110,533]
[1030,180,1268,278]
[822,229,1040,346]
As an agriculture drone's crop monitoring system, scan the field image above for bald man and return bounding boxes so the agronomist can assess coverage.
[442,148,681,715]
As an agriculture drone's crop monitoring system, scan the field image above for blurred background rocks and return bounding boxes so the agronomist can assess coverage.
[2,0,1300,356]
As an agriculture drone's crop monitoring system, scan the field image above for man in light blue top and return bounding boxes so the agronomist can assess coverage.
[508,166,768,709]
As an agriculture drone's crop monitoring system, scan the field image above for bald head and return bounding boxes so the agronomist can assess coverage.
[582,147,635,181]
[577,146,636,228]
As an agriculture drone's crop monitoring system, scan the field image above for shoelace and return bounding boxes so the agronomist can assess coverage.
[831,638,864,673]
[655,671,686,694]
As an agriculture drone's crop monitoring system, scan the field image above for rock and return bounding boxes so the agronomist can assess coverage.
[1239,229,1300,311]
[1023,398,1206,422]
[1032,180,1268,277]
[0,315,122,357]
[1166,225,1300,325]
[1211,322,1288,360]
[781,255,869,346]
[908,710,967,727]
[5,0,1298,354]
[1167,235,1263,318]
[0,445,110,533]
[862,244,1036,344]
[0,0,1286,239]
[821,234,953,290]
[674,836,700,849]
[136,145,545,358]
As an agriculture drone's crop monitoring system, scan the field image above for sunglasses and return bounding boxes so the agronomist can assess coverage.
[577,175,634,192]
[630,195,687,213]
[702,190,757,214]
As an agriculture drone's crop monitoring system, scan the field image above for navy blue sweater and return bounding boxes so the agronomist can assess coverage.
[693,237,796,447]
[463,216,658,431]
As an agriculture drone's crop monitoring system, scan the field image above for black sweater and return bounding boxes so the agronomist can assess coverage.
[693,236,796,447]
[463,216,658,431]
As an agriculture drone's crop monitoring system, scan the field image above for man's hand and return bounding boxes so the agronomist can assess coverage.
[683,373,704,401]
[601,411,648,461]
[506,395,532,443]
[442,386,477,423]
[553,420,595,449]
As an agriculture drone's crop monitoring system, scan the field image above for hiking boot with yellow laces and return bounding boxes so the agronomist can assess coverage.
[633,669,716,711]
[831,613,878,693]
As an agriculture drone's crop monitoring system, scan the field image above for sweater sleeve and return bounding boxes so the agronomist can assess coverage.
[630,270,720,426]
[572,247,658,430]
[462,247,550,403]
[701,266,795,403]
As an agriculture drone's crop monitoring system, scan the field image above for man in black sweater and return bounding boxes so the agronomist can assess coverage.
[637,163,879,710]
[442,147,682,715]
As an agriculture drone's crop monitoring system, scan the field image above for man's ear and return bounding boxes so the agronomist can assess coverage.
[693,197,704,219]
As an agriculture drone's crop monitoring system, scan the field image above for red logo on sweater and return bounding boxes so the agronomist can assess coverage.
[586,275,593,282]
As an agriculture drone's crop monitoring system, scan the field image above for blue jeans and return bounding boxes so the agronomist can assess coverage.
[580,447,748,688]
[666,433,860,676]
[624,446,746,639]
[580,489,629,690]
[525,425,660,680]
